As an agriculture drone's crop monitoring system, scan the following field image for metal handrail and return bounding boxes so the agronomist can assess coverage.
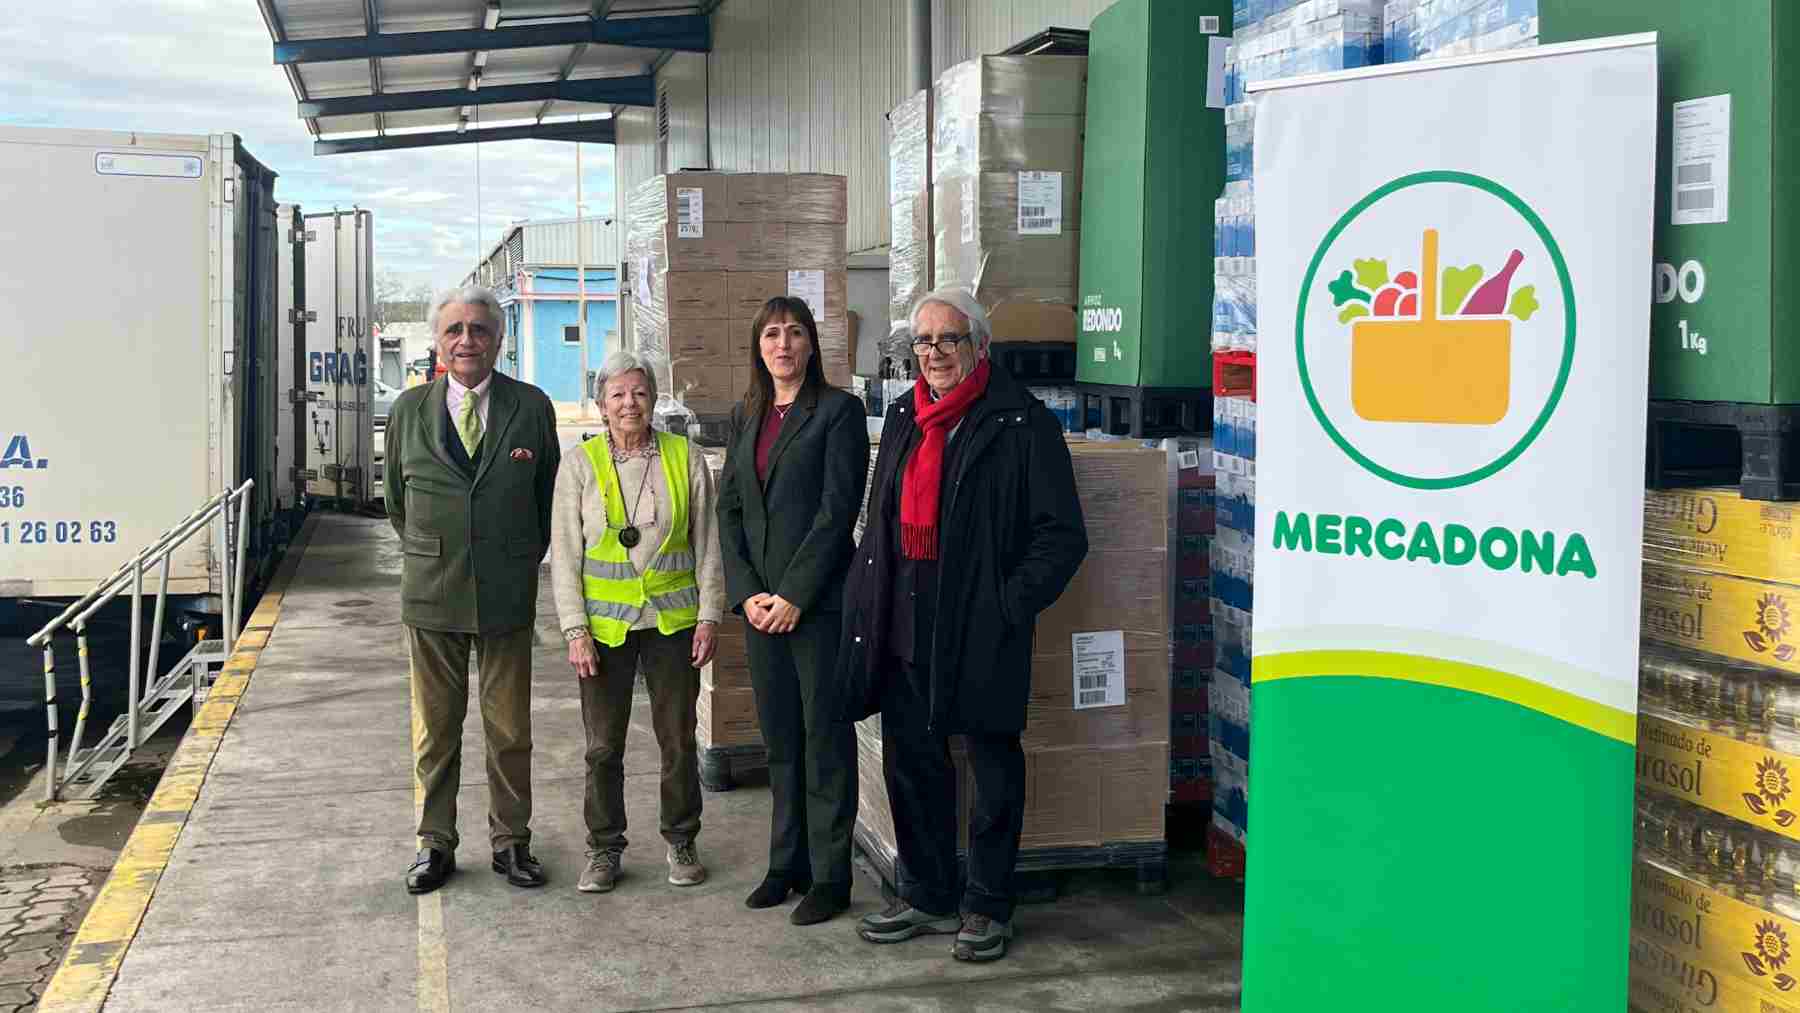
[28,480,255,800]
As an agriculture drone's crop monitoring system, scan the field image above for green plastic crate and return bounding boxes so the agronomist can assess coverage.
[1542,0,1800,404]
[1076,0,1233,389]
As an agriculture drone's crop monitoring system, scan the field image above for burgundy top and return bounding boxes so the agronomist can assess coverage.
[754,405,789,483]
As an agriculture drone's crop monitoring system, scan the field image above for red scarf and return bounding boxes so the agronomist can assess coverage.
[901,359,991,560]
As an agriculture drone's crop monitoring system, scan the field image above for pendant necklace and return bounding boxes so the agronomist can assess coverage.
[773,401,794,421]
[618,457,652,549]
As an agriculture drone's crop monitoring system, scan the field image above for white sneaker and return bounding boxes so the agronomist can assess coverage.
[667,843,706,886]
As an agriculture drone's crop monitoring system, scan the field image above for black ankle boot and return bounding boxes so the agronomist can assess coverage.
[745,871,809,909]
[790,882,851,925]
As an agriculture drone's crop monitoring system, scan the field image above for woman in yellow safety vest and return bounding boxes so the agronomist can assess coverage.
[550,349,725,896]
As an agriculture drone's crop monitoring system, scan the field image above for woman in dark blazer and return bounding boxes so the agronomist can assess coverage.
[717,296,870,925]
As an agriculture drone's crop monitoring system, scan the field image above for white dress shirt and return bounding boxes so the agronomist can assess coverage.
[446,373,493,432]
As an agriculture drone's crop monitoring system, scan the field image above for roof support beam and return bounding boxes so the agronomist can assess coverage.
[536,1,612,123]
[314,118,617,156]
[365,0,385,135]
[300,76,653,118]
[273,14,710,64]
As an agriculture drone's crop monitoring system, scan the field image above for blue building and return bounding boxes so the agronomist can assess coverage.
[469,217,621,407]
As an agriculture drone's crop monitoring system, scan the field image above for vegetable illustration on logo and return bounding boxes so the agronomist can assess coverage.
[1743,917,1797,991]
[1746,592,1797,662]
[1325,229,1538,426]
[1742,756,1797,828]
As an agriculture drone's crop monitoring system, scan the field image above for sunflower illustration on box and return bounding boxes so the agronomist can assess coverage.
[1326,229,1539,425]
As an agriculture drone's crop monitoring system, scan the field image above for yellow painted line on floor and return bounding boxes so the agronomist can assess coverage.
[409,633,451,1013]
[37,516,319,1013]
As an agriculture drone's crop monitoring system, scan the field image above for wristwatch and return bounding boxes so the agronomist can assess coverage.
[563,627,590,643]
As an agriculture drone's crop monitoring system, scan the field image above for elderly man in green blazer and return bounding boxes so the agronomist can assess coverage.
[385,285,562,895]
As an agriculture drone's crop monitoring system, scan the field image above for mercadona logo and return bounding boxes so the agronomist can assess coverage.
[1295,171,1575,490]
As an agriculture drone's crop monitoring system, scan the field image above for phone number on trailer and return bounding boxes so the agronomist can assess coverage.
[0,520,119,545]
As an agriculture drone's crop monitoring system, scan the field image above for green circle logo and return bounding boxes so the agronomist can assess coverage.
[1295,171,1576,490]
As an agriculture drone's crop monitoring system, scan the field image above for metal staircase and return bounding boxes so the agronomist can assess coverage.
[26,480,254,801]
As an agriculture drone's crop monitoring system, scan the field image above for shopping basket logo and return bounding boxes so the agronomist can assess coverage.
[1296,172,1576,490]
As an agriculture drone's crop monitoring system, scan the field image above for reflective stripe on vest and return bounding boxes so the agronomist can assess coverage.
[579,430,700,647]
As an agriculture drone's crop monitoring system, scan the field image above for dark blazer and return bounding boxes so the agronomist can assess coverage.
[836,362,1087,734]
[384,371,562,634]
[717,384,870,616]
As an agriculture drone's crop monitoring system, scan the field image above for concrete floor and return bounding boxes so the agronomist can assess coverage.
[98,514,1244,1011]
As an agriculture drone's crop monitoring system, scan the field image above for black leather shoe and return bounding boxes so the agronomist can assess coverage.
[745,870,811,910]
[790,882,851,925]
[491,844,546,887]
[406,848,454,895]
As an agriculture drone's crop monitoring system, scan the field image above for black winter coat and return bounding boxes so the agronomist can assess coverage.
[836,362,1088,735]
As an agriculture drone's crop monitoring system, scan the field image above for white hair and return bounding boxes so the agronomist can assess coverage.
[595,348,663,404]
[909,286,992,354]
[428,284,504,337]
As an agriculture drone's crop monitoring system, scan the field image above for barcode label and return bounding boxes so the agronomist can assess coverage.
[1017,171,1063,235]
[1677,189,1715,211]
[1672,95,1730,226]
[1178,450,1202,471]
[1676,163,1712,185]
[1072,630,1125,709]
[676,187,704,238]
[1199,15,1220,33]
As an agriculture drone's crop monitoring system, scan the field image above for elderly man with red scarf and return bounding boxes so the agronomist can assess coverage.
[837,286,1088,962]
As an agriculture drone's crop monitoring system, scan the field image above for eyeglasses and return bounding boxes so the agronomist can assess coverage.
[911,332,972,356]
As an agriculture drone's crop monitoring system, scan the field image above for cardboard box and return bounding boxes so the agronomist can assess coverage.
[1641,562,1800,675]
[697,684,761,749]
[668,364,751,414]
[1643,486,1800,584]
[787,224,848,270]
[665,271,729,320]
[724,222,789,272]
[666,318,732,365]
[728,272,788,319]
[785,174,849,224]
[725,173,790,222]
[702,618,753,692]
[636,172,729,231]
[1022,636,1170,752]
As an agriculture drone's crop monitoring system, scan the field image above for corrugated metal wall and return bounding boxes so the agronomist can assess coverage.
[931,0,1112,75]
[523,219,621,266]
[705,0,917,255]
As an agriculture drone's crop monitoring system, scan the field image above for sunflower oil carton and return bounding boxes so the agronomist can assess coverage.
[1645,487,1800,586]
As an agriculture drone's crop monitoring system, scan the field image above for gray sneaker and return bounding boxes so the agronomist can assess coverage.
[857,900,961,943]
[952,913,1013,962]
[577,849,622,894]
[667,843,706,886]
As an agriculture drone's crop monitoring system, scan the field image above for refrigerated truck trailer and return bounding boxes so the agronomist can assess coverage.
[0,127,282,610]
[298,208,375,509]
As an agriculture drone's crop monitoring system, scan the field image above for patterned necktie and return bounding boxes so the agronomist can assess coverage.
[458,389,483,456]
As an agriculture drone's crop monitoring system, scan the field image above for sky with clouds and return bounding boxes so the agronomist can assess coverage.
[0,0,616,290]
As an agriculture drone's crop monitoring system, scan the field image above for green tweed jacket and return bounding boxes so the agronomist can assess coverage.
[384,372,563,634]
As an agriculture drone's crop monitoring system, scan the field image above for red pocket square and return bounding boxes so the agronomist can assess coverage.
[510,448,534,461]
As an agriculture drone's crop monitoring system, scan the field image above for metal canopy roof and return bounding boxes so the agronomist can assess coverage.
[252,0,716,154]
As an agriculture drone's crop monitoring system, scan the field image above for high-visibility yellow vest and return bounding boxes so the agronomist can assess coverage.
[580,430,700,646]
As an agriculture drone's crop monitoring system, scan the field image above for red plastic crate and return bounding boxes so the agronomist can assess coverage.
[1207,823,1246,879]
[1213,351,1256,401]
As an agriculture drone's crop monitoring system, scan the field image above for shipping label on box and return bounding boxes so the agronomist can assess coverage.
[1017,170,1064,235]
[677,186,705,238]
[787,269,826,320]
[1072,630,1126,709]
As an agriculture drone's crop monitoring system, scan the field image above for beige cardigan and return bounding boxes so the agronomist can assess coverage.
[550,433,725,638]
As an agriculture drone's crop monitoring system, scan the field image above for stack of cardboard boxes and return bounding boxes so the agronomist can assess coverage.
[854,439,1171,873]
[1632,487,1800,1012]
[886,89,932,378]
[696,450,761,783]
[1168,437,1216,805]
[1209,398,1255,871]
[931,55,1087,341]
[626,172,851,415]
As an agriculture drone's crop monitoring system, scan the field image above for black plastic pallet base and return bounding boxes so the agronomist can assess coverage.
[699,744,767,792]
[992,341,1077,385]
[852,827,1169,902]
[1647,400,1800,501]
[1076,383,1212,439]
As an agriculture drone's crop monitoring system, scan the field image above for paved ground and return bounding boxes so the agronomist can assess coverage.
[0,866,101,1011]
[45,512,1244,1010]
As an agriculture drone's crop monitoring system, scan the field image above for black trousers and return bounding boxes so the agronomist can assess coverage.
[745,612,858,886]
[880,658,1026,923]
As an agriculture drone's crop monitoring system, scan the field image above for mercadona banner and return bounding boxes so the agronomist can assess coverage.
[1244,35,1657,1011]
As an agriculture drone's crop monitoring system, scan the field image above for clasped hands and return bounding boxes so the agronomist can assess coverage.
[744,592,801,635]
